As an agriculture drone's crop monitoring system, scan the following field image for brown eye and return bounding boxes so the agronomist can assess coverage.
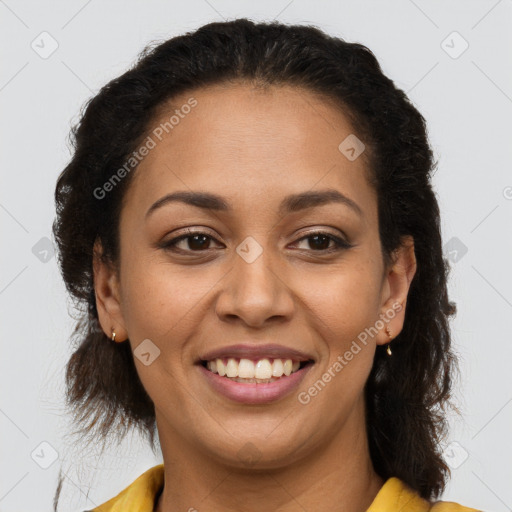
[162,232,220,252]
[160,230,352,256]
[293,232,352,253]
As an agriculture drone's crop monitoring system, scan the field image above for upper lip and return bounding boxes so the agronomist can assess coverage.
[199,343,315,363]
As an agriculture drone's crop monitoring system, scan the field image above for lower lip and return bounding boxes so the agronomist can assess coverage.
[198,363,313,405]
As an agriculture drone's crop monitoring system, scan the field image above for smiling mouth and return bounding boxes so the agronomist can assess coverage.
[200,357,314,383]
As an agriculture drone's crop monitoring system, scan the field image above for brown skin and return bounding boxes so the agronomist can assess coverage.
[93,83,416,512]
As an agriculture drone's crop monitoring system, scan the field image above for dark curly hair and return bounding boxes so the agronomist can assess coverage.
[52,17,458,508]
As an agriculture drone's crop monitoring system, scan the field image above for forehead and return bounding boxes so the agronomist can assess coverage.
[123,82,376,221]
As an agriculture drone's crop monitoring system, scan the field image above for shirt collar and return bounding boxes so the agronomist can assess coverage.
[95,465,432,512]
[366,476,431,512]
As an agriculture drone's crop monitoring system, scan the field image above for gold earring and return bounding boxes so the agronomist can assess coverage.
[385,326,392,356]
[111,328,116,342]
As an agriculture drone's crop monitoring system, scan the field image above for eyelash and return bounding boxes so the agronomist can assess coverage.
[160,229,352,255]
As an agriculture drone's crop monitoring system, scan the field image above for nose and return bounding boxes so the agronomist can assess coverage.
[215,244,295,328]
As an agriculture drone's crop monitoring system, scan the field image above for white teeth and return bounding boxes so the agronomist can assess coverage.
[283,359,293,376]
[254,359,272,379]
[205,357,305,379]
[238,358,255,378]
[226,358,238,378]
[272,359,283,377]
[228,377,278,384]
[217,359,226,377]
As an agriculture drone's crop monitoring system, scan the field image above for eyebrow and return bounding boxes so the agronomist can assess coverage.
[145,188,363,220]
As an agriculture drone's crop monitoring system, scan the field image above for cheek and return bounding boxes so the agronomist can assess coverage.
[118,254,214,405]
[303,261,382,337]
[119,251,214,339]
[301,273,379,412]
[298,258,382,395]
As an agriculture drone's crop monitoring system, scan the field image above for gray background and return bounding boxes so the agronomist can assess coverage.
[1,1,511,511]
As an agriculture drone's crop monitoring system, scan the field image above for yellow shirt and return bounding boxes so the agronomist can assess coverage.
[90,464,480,511]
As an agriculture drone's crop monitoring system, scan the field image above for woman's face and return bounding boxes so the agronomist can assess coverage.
[95,82,415,469]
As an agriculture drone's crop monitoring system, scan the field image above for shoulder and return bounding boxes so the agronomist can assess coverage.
[88,464,164,512]
[367,477,481,512]
[431,501,482,512]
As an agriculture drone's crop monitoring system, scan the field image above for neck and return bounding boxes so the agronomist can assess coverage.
[154,400,384,512]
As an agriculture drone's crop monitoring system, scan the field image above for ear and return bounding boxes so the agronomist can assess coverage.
[92,239,128,342]
[376,235,417,346]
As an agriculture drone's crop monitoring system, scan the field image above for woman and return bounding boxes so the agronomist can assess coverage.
[52,18,479,512]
